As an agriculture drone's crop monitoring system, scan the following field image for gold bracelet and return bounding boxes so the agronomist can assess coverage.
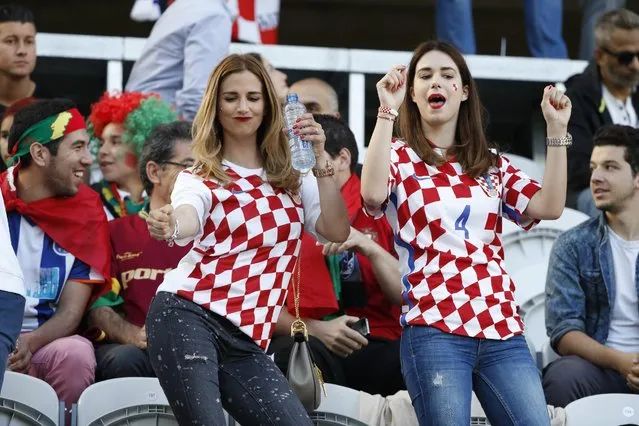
[312,160,335,178]
[377,114,396,122]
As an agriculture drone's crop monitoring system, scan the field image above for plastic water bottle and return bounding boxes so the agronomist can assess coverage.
[284,93,316,171]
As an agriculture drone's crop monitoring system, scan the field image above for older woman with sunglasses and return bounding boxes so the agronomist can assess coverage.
[565,8,639,217]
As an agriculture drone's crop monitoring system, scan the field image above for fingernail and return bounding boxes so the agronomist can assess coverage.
[296,118,301,122]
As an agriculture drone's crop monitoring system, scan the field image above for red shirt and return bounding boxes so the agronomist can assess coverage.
[290,174,402,341]
[109,211,191,327]
[342,175,401,341]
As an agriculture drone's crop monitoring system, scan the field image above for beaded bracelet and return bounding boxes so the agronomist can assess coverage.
[378,105,399,117]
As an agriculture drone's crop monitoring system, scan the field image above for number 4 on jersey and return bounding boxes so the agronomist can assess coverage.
[455,205,471,239]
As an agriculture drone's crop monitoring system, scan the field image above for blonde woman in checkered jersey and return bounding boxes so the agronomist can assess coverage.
[145,54,351,425]
[361,41,572,426]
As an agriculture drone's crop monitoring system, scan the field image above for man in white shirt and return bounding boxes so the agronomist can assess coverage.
[125,0,235,120]
[0,189,24,391]
[544,124,639,407]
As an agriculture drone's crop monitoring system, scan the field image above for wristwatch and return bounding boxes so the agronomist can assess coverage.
[312,160,335,178]
[546,133,573,147]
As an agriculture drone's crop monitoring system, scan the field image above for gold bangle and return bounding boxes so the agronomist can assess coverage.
[312,160,335,178]
[377,114,396,122]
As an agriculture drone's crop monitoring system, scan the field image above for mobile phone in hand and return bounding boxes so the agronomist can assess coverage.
[348,317,370,336]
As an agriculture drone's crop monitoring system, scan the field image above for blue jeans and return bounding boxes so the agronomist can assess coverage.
[400,326,550,426]
[147,292,312,426]
[0,290,25,391]
[436,0,568,58]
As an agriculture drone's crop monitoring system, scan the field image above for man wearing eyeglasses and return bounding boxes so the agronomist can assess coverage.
[87,121,194,381]
[565,8,639,217]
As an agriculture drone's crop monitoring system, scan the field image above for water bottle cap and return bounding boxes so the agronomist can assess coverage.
[286,93,299,103]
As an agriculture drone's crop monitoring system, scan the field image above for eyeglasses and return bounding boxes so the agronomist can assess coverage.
[160,161,194,170]
[601,46,639,66]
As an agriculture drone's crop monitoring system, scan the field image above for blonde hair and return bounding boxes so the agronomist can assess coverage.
[192,54,300,192]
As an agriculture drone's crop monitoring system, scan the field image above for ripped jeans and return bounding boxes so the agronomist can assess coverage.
[146,292,312,426]
[400,326,550,426]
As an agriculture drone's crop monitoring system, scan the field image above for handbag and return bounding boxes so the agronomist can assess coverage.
[286,258,326,412]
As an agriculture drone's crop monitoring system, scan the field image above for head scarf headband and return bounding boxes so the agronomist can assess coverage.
[8,108,86,166]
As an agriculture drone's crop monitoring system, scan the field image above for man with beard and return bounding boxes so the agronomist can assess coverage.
[0,98,110,421]
[565,8,639,216]
[544,124,639,407]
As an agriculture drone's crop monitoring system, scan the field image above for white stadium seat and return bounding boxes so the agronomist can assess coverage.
[74,378,177,426]
[502,207,589,308]
[540,339,560,369]
[565,394,639,426]
[0,371,62,426]
[312,384,367,425]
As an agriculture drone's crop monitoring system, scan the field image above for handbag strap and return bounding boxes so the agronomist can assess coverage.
[290,257,308,338]
[289,255,328,396]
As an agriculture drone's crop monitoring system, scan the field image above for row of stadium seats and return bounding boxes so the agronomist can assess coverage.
[2,371,638,426]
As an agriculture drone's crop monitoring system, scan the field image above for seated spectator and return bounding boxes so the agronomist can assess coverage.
[565,8,639,216]
[125,0,234,120]
[1,99,111,420]
[290,78,340,118]
[247,52,289,104]
[88,92,178,220]
[0,5,46,117]
[544,124,639,407]
[89,121,194,381]
[0,97,37,170]
[269,115,404,397]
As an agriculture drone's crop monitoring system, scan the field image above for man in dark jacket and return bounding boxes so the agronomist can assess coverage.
[565,8,639,216]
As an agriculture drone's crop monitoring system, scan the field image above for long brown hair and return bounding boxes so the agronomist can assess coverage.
[192,54,300,192]
[397,41,496,177]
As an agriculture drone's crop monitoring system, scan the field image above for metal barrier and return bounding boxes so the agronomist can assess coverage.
[36,33,589,163]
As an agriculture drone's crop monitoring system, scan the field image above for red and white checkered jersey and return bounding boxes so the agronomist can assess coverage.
[372,140,541,340]
[157,160,322,350]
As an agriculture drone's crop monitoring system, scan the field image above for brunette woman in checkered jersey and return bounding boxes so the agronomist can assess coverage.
[361,41,572,426]
[144,54,351,425]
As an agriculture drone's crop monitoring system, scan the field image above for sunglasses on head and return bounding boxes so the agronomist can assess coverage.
[602,46,639,65]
